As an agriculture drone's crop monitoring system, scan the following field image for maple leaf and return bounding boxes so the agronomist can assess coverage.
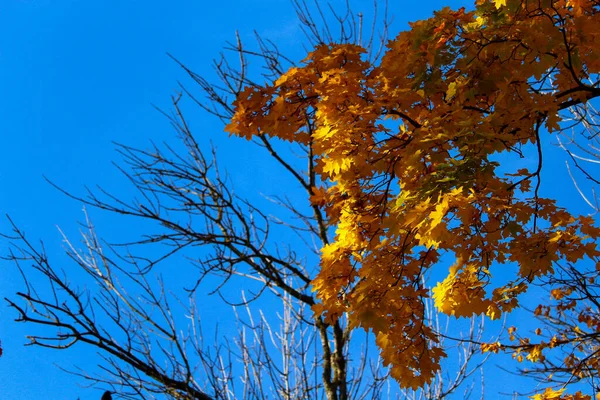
[446,81,458,100]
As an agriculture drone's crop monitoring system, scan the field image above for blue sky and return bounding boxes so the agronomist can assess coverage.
[1,1,596,399]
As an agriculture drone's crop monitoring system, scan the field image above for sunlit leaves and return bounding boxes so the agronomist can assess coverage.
[227,0,600,390]
[493,0,507,8]
[530,388,592,400]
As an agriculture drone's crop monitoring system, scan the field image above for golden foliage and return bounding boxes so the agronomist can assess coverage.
[530,388,592,400]
[226,0,600,390]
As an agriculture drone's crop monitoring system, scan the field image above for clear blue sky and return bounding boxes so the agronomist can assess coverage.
[1,1,595,399]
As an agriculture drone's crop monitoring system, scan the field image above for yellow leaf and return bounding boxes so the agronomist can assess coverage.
[493,0,507,9]
[446,81,458,100]
[530,388,565,400]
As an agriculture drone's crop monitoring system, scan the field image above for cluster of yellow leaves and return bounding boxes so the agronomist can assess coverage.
[530,388,595,400]
[226,0,600,390]
[483,277,600,391]
[523,281,600,380]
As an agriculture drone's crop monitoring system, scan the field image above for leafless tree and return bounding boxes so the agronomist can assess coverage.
[558,95,600,214]
[3,2,491,399]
